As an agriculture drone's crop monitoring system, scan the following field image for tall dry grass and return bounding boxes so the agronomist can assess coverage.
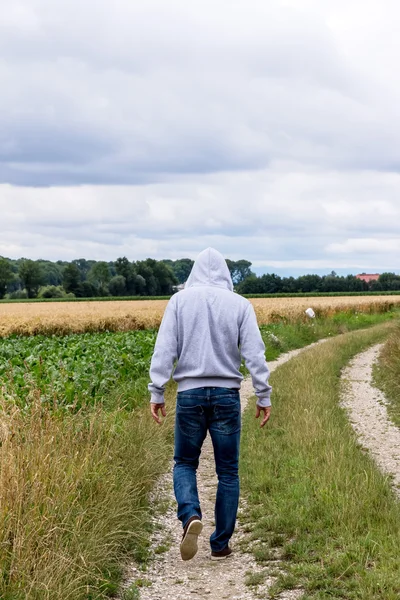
[0,389,174,599]
[1,296,400,337]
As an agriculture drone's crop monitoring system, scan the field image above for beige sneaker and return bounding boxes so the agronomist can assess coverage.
[180,516,203,561]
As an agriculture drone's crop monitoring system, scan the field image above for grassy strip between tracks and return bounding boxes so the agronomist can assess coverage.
[241,322,400,599]
[374,323,400,428]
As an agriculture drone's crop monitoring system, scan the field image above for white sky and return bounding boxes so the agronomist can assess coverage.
[0,0,399,274]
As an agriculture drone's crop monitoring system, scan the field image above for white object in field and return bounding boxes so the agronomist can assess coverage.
[305,307,315,318]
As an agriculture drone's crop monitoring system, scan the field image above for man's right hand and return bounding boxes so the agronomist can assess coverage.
[151,402,167,424]
[255,405,271,428]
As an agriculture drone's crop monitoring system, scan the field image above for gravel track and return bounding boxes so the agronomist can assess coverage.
[118,340,328,600]
[341,343,400,497]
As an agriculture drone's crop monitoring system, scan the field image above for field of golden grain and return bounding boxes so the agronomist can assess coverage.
[1,296,400,337]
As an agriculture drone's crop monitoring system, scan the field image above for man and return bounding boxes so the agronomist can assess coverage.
[148,248,271,561]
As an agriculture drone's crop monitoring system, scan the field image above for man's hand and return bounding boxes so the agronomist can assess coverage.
[151,403,167,424]
[255,405,271,428]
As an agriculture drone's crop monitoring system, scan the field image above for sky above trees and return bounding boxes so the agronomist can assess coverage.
[1,0,399,275]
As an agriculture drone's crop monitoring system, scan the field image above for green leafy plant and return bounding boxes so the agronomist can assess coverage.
[0,330,157,411]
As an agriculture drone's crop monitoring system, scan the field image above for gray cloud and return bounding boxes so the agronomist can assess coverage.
[1,0,399,273]
[1,162,399,272]
[1,0,400,185]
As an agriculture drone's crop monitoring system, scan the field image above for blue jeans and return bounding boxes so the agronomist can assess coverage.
[173,387,241,552]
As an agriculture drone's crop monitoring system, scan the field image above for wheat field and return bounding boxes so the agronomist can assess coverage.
[1,296,399,337]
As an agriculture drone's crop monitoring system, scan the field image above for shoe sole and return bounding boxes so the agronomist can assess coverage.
[210,553,233,561]
[180,519,203,561]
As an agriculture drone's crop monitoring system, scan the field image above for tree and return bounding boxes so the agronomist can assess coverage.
[76,281,97,298]
[133,259,177,296]
[259,273,283,293]
[109,275,127,296]
[370,280,383,292]
[135,274,146,295]
[63,263,82,295]
[163,258,194,284]
[226,259,254,285]
[281,276,298,293]
[88,262,111,295]
[149,259,178,295]
[38,260,63,286]
[115,257,131,279]
[19,260,44,298]
[320,273,345,293]
[134,261,157,295]
[379,272,400,291]
[345,275,366,292]
[72,258,96,280]
[237,273,282,294]
[115,257,137,294]
[236,275,264,294]
[296,274,322,293]
[0,258,13,299]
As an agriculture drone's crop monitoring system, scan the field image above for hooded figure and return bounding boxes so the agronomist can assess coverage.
[148,247,271,562]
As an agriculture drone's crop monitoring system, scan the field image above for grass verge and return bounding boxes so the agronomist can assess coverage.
[0,387,175,600]
[260,309,399,361]
[240,321,400,599]
[374,323,400,428]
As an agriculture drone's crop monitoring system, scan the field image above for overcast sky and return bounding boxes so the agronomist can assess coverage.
[1,0,399,275]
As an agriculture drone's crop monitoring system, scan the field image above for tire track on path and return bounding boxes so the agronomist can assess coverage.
[341,344,400,497]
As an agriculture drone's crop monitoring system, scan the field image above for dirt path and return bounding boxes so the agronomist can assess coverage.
[341,344,400,497]
[119,341,328,600]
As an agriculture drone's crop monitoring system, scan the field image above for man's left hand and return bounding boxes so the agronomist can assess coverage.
[255,405,271,428]
[151,403,167,424]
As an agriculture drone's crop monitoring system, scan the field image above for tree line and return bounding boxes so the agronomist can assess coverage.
[0,257,178,299]
[0,256,399,300]
[0,256,253,299]
[236,271,400,294]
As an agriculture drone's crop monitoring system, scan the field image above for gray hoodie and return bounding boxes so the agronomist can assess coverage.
[148,248,272,407]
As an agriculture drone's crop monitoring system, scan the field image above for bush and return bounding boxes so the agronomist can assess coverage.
[6,289,28,300]
[38,286,67,299]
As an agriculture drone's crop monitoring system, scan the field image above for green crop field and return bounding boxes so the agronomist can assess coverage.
[0,330,157,411]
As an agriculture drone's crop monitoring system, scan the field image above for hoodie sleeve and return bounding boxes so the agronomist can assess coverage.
[148,297,178,404]
[239,304,272,407]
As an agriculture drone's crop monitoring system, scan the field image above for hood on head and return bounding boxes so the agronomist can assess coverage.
[185,248,233,291]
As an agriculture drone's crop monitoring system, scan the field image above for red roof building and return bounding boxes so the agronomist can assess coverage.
[355,273,380,283]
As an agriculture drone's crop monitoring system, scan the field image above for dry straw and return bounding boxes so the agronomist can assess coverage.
[1,296,399,337]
